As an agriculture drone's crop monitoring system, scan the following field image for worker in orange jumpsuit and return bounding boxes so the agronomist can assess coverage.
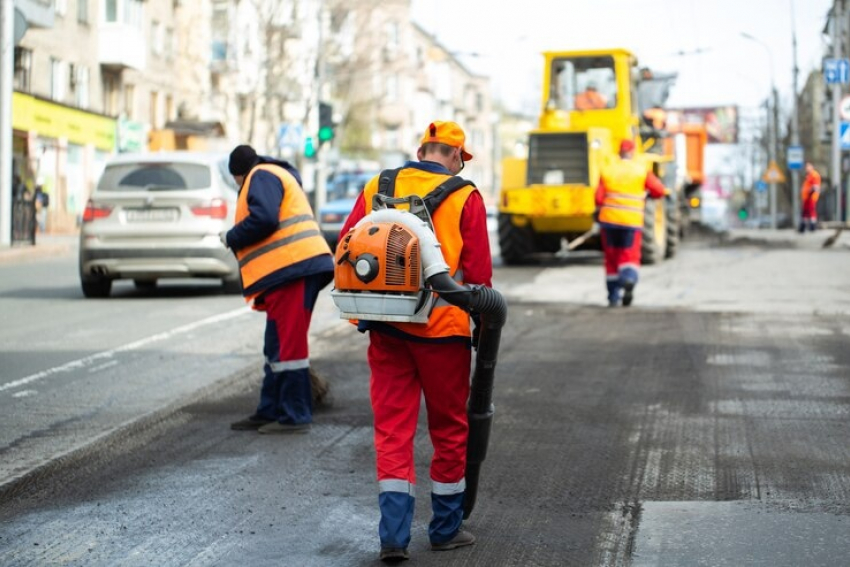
[339,121,492,562]
[799,162,821,233]
[595,139,669,307]
[574,83,608,110]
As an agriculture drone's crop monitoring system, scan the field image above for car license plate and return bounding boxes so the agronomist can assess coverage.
[126,208,179,222]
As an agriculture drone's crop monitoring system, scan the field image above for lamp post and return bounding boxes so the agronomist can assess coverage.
[789,0,801,228]
[741,32,779,230]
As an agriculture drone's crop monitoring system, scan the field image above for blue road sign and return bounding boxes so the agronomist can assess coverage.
[755,180,767,193]
[787,145,804,170]
[840,122,850,150]
[824,58,850,84]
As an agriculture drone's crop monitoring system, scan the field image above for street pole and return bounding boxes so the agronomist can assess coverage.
[789,0,801,227]
[831,1,844,222]
[771,86,779,229]
[0,0,13,247]
[313,0,328,215]
[741,32,778,229]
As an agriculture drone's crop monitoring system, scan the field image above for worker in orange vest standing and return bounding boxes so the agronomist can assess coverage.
[799,162,821,233]
[595,139,669,307]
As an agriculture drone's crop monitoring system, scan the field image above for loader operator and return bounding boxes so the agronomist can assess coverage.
[339,121,492,563]
[223,144,334,434]
[595,139,669,307]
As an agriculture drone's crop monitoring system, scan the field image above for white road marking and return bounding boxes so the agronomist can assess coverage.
[0,307,251,394]
[12,390,37,398]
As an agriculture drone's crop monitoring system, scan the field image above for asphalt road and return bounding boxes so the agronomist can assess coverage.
[1,228,849,566]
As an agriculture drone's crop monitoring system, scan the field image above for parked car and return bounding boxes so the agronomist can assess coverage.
[78,152,241,298]
[318,170,377,250]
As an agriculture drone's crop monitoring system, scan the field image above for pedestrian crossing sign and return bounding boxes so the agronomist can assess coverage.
[762,160,786,183]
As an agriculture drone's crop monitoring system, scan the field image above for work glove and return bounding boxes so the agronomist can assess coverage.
[219,230,230,248]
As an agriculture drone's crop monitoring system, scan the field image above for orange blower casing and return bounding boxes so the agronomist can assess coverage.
[335,221,421,294]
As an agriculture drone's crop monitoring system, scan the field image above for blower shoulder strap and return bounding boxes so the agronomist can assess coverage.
[376,168,402,207]
[423,176,476,216]
[376,167,476,215]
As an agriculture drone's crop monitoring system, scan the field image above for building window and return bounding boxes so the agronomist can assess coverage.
[102,71,120,115]
[78,0,89,23]
[54,0,67,16]
[14,47,32,92]
[124,84,135,119]
[104,0,117,21]
[51,58,67,102]
[71,65,90,109]
[150,91,159,129]
[165,27,175,59]
[151,20,162,55]
[165,94,174,123]
[386,75,398,103]
[104,0,142,25]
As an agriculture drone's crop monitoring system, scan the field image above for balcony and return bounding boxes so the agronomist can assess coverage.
[14,0,54,29]
[98,23,146,71]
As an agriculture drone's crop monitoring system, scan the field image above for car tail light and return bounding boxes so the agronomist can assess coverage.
[82,199,113,222]
[191,198,228,219]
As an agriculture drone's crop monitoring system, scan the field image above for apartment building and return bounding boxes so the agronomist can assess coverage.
[10,0,495,230]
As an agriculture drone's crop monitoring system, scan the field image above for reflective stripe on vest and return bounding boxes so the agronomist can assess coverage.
[599,160,648,229]
[362,168,477,339]
[234,164,330,296]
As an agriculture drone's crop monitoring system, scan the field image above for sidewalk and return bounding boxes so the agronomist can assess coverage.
[0,232,78,265]
[718,226,845,250]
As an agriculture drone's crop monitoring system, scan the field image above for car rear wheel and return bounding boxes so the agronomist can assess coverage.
[81,278,112,298]
[221,276,242,295]
[134,279,157,291]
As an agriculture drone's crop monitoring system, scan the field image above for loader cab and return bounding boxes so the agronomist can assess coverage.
[540,49,638,141]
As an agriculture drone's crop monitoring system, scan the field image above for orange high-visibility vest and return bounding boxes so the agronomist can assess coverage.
[235,163,330,299]
[801,170,821,203]
[361,168,478,339]
[598,159,649,229]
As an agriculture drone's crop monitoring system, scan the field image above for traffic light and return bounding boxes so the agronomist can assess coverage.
[304,136,316,159]
[318,102,334,143]
[738,206,749,220]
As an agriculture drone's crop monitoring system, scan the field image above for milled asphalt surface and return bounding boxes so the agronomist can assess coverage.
[1,226,849,566]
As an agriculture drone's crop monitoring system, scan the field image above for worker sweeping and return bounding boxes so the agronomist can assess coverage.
[336,121,495,563]
[595,139,669,307]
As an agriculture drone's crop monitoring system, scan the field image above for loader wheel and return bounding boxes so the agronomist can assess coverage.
[664,198,680,259]
[641,198,667,265]
[498,214,535,265]
[534,233,563,254]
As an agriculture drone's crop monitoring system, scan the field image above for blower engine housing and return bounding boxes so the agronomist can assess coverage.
[332,219,435,323]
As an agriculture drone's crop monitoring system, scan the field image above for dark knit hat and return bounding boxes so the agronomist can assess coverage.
[228,144,259,176]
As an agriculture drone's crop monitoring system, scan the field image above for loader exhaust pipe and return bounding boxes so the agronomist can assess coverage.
[363,209,507,520]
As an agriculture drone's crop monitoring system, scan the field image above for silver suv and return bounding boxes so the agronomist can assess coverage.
[78,152,241,298]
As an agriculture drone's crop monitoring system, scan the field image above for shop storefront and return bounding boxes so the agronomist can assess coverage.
[12,92,116,232]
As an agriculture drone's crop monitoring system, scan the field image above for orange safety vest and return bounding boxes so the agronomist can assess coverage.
[801,170,821,203]
[361,168,478,340]
[574,90,608,110]
[235,163,330,299]
[598,159,649,229]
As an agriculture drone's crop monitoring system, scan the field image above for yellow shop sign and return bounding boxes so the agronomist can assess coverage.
[12,92,116,151]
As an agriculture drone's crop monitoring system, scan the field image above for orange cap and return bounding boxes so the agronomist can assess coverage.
[419,121,473,161]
